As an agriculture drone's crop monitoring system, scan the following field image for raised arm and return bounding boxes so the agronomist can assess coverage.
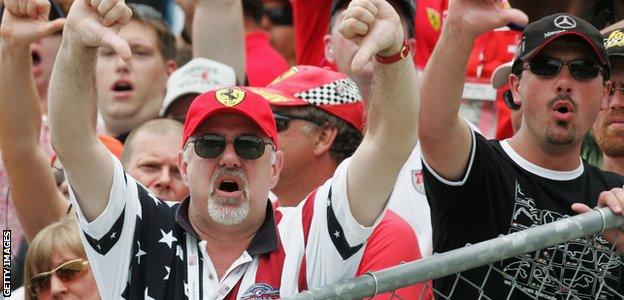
[48,0,131,221]
[340,0,418,226]
[192,0,245,83]
[0,0,67,240]
[418,0,526,180]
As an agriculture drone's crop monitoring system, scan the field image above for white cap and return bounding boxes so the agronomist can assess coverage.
[491,61,513,90]
[160,58,236,116]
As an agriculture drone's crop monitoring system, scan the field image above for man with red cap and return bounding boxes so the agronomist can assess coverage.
[48,0,419,298]
[264,65,432,298]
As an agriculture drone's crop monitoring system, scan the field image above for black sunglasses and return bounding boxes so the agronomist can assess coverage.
[264,6,292,26]
[27,259,90,297]
[503,90,520,110]
[522,57,602,80]
[273,112,319,132]
[190,134,274,160]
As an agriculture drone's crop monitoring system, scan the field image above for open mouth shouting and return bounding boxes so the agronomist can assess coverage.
[111,79,135,99]
[550,99,577,123]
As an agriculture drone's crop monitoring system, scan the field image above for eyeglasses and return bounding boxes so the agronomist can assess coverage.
[273,112,319,132]
[264,6,293,26]
[27,259,90,297]
[522,57,602,80]
[189,134,275,160]
[610,86,624,96]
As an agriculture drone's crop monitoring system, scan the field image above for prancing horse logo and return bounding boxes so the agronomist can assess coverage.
[554,15,576,29]
[215,87,246,107]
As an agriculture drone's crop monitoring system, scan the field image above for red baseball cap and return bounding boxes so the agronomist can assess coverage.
[182,86,290,148]
[265,65,365,132]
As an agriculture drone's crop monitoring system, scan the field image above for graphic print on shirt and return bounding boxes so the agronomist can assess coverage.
[501,181,622,300]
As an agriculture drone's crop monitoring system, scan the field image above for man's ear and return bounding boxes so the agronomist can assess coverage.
[178,150,189,186]
[314,124,338,156]
[165,59,178,78]
[324,34,335,63]
[509,74,522,107]
[269,150,284,189]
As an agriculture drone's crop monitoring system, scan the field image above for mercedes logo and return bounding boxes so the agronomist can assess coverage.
[554,15,577,29]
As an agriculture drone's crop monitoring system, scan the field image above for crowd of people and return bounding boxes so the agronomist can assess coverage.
[2,0,624,299]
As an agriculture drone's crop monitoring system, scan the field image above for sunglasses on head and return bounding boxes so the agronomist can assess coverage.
[522,57,602,80]
[264,6,292,26]
[27,259,89,297]
[503,90,520,110]
[190,134,275,160]
[273,111,319,132]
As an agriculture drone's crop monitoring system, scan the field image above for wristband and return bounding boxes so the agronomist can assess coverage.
[375,39,410,64]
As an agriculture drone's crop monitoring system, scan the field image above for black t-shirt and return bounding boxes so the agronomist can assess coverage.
[423,132,624,299]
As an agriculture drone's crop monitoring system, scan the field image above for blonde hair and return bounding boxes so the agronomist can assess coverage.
[24,215,86,300]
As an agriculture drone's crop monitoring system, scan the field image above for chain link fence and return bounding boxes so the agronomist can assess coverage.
[285,207,624,299]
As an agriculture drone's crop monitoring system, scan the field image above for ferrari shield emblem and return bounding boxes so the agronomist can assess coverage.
[215,87,246,107]
[426,8,441,31]
[412,170,426,195]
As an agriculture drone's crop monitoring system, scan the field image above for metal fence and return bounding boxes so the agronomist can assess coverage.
[285,207,624,299]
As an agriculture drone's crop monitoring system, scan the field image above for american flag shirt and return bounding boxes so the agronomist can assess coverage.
[70,155,382,299]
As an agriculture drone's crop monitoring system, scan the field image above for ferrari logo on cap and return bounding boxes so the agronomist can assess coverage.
[426,8,441,31]
[216,87,246,107]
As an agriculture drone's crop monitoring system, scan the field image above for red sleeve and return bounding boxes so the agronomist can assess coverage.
[356,211,433,300]
[246,31,291,87]
[291,0,332,66]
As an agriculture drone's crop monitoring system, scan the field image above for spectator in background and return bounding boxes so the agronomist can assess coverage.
[0,1,124,291]
[491,61,522,134]
[261,0,295,65]
[121,119,188,202]
[265,65,432,299]
[96,3,177,142]
[324,0,414,100]
[160,57,236,123]
[243,0,290,86]
[583,28,624,174]
[20,217,99,300]
[320,0,436,258]
[0,0,71,271]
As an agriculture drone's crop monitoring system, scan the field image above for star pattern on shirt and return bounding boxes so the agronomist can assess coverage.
[333,230,341,238]
[184,281,190,297]
[135,241,147,264]
[110,232,117,239]
[159,229,177,249]
[164,266,171,280]
[144,287,155,300]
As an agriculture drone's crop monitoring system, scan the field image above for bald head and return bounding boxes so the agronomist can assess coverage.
[122,119,188,201]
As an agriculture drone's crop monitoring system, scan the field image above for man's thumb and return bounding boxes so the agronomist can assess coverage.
[44,18,65,36]
[101,31,132,61]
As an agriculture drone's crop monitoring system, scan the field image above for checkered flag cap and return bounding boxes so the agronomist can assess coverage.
[294,78,361,106]
[266,65,365,132]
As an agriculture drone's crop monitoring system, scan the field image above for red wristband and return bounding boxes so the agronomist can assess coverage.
[375,39,410,64]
